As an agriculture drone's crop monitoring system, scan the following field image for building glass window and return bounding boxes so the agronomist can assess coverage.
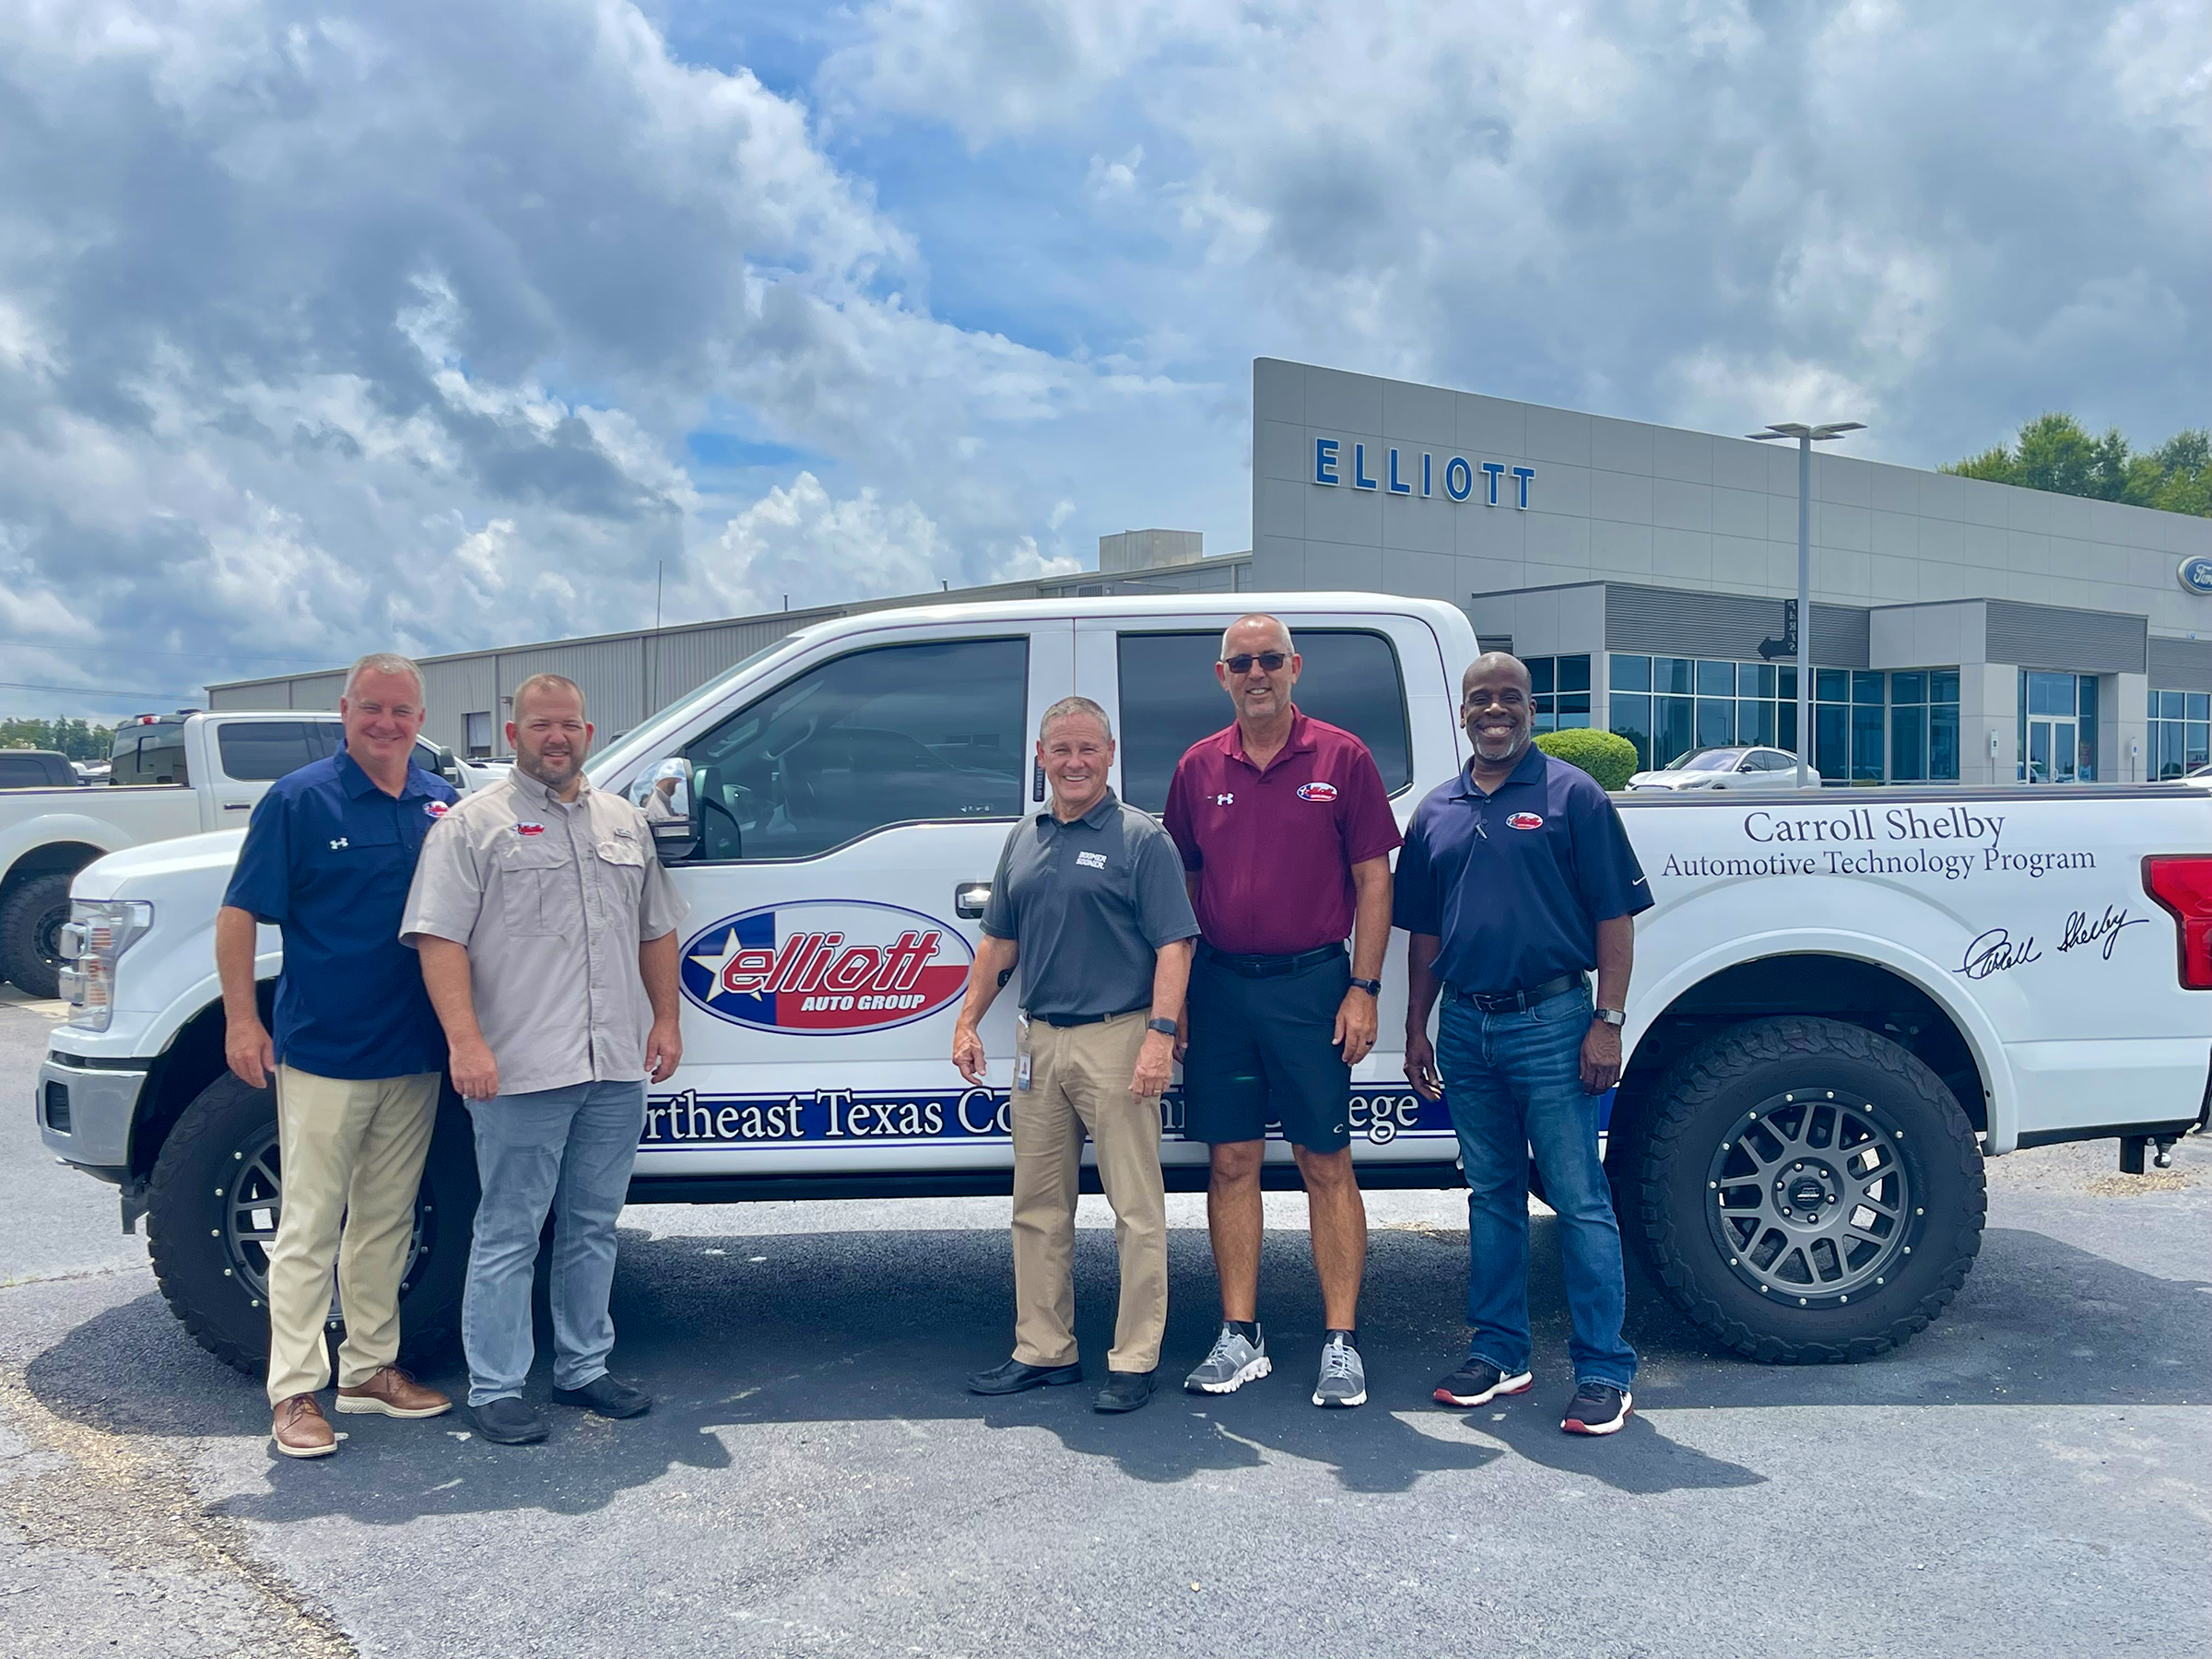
[2147,688,2211,780]
[1607,653,1957,782]
[2017,670,2099,782]
[1523,654,1593,734]
[464,712,493,759]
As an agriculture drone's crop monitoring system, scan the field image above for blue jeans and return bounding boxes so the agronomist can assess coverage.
[462,1079,645,1406]
[1436,983,1637,1391]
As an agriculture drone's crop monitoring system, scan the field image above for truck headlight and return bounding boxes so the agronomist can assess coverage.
[60,899,153,1032]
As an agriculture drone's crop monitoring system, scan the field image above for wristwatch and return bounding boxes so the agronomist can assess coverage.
[1147,1017,1180,1036]
[1594,1006,1627,1028]
[1348,977,1382,995]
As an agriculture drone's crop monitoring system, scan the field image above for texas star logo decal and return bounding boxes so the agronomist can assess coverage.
[1296,782,1338,803]
[1506,812,1544,830]
[679,900,975,1034]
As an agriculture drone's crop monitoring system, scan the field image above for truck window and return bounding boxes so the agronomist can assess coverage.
[0,755,57,788]
[112,735,188,786]
[216,722,321,782]
[1113,629,1413,813]
[682,636,1028,861]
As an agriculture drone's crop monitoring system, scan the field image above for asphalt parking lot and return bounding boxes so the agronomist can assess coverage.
[2,993,2206,1659]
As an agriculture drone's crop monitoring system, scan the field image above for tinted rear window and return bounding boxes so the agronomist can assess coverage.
[1114,629,1412,813]
[217,723,319,782]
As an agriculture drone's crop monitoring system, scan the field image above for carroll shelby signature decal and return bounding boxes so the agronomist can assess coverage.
[1958,904,2149,979]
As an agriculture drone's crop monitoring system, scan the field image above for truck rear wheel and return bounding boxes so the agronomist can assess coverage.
[1,871,72,999]
[1631,1016,1984,1363]
[146,1072,478,1379]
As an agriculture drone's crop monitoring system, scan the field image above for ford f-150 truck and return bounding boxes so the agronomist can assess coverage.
[32,595,2212,1374]
[0,712,471,998]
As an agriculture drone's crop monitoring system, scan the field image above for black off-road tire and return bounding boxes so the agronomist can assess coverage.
[1632,1016,1984,1363]
[146,1071,478,1378]
[0,871,72,998]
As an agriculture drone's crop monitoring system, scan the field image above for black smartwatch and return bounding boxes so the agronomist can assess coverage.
[1348,977,1382,995]
[1146,1017,1179,1036]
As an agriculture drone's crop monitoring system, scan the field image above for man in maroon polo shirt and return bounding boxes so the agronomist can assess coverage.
[1162,613,1401,1408]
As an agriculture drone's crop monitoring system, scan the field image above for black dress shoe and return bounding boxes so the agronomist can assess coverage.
[966,1358,1084,1395]
[471,1396,548,1444]
[1094,1370,1157,1413]
[550,1373,652,1418]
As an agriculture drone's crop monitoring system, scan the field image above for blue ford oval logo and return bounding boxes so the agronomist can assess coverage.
[2181,556,2212,596]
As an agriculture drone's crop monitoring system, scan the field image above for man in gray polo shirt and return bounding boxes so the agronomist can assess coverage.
[952,696,1198,1414]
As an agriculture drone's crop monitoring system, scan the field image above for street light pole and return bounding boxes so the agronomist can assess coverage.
[1747,420,1865,787]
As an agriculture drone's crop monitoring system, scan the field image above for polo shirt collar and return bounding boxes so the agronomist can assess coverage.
[1044,786,1121,831]
[1223,707,1314,771]
[508,765,593,810]
[335,744,437,802]
[1453,742,1548,799]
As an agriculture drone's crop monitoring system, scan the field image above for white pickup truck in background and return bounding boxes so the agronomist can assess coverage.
[0,711,471,997]
[32,594,2212,1376]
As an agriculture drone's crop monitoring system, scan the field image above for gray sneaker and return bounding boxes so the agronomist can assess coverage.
[1184,1324,1271,1394]
[1312,1333,1367,1408]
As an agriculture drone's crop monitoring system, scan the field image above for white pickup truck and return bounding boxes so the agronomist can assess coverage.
[0,712,472,998]
[33,594,2212,1375]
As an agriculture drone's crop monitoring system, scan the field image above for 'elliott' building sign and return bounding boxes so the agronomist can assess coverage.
[1312,438,1535,508]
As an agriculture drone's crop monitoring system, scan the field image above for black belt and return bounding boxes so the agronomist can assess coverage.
[1028,1003,1150,1029]
[1200,942,1346,979]
[1452,971,1584,1014]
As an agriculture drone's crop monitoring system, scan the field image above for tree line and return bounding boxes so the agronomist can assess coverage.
[1,717,116,760]
[1944,414,2210,517]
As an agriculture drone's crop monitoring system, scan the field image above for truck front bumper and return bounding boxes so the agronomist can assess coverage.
[35,1052,148,1173]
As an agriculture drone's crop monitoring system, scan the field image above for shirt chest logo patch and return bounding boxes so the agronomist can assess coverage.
[1506,812,1544,831]
[514,822,546,838]
[1076,851,1108,870]
[425,800,449,819]
[327,837,349,851]
[1296,782,1337,803]
[1214,793,1234,806]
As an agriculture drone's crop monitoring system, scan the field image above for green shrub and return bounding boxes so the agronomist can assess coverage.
[1534,728,1641,791]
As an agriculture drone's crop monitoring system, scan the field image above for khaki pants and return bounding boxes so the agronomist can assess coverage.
[265,1065,440,1406]
[1009,1010,1168,1374]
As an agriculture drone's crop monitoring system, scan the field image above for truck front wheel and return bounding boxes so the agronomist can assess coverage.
[1631,1016,1985,1363]
[145,1072,478,1379]
[1,871,72,999]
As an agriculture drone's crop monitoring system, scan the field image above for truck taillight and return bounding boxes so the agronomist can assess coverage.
[2143,856,2212,990]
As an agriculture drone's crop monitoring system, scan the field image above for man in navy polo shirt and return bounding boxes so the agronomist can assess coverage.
[1396,651,1653,1436]
[218,653,459,1459]
[1164,614,1400,1409]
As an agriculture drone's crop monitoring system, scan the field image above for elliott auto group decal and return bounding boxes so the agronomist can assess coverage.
[679,900,973,1034]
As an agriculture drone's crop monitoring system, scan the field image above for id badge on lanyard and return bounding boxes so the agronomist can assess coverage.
[1015,1010,1032,1091]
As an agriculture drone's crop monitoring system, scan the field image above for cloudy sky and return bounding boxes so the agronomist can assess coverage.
[1,0,2204,712]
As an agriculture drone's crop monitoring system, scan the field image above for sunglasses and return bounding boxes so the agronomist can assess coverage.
[1221,652,1290,675]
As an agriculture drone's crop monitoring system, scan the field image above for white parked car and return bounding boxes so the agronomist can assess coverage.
[33,594,2212,1376]
[1627,745,1809,791]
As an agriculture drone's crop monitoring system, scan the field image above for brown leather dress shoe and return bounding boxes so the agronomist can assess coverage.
[273,1394,337,1458]
[335,1367,453,1419]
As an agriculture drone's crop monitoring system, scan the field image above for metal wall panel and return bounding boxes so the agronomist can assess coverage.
[1603,582,1870,666]
[1985,600,2146,673]
[2148,635,2212,692]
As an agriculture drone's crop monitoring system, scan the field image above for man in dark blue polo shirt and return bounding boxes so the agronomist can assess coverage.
[218,654,459,1458]
[1396,652,1652,1437]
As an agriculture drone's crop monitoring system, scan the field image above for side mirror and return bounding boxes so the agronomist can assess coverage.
[634,757,699,861]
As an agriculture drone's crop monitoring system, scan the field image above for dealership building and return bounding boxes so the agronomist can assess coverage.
[214,357,2212,784]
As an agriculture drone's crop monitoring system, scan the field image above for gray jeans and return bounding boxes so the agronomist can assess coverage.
[462,1079,645,1406]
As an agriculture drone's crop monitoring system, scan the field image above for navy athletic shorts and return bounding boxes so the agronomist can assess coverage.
[1182,947,1352,1153]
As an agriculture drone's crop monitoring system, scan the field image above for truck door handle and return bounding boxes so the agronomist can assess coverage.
[955,882,992,918]
[223,803,251,811]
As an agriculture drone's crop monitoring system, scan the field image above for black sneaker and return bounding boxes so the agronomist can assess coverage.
[471,1396,548,1445]
[1093,1370,1156,1413]
[1432,1359,1535,1408]
[551,1373,652,1418]
[1559,1382,1633,1436]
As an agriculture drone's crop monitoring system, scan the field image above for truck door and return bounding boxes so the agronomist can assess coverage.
[1076,612,1460,1173]
[641,618,1073,1177]
[199,719,324,828]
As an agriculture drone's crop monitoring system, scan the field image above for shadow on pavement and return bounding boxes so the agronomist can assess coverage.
[20,1215,2203,1527]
